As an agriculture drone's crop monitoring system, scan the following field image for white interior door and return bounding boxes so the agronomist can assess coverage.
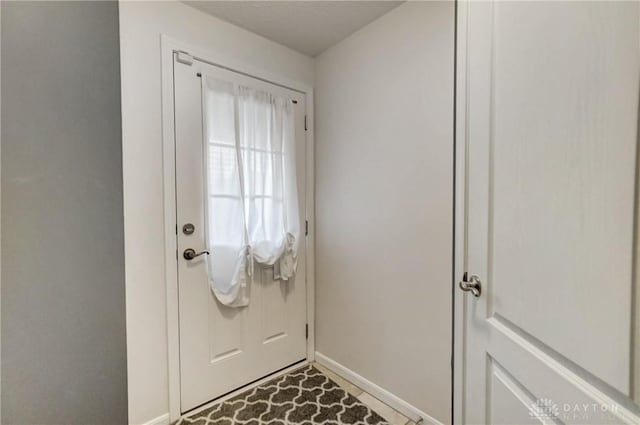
[459,1,640,424]
[174,55,308,412]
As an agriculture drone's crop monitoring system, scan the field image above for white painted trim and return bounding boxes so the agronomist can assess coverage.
[634,0,640,401]
[304,90,316,362]
[140,413,170,425]
[0,2,3,421]
[315,352,444,425]
[160,35,315,423]
[160,35,181,425]
[162,36,311,95]
[452,1,468,424]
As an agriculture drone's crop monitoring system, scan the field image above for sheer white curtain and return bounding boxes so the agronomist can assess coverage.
[202,76,300,307]
[202,78,249,306]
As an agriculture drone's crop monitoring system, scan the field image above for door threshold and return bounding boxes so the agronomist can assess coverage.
[180,359,308,419]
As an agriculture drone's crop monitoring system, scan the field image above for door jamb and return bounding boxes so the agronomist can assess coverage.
[160,35,316,423]
[453,1,468,424]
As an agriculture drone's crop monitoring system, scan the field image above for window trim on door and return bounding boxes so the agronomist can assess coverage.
[160,35,316,423]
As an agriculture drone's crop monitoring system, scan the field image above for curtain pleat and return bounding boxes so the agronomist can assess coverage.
[202,76,300,307]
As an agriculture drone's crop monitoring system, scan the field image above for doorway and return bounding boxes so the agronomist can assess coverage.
[171,50,311,413]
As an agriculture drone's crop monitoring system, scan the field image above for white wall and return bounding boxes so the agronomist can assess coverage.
[118,2,314,423]
[121,1,454,423]
[314,2,454,424]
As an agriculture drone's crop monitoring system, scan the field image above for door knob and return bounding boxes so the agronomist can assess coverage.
[459,273,482,297]
[183,248,210,260]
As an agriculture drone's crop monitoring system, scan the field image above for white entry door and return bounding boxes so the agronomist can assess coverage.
[458,1,640,424]
[174,55,308,412]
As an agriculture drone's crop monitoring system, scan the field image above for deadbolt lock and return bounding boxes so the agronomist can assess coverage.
[182,223,195,235]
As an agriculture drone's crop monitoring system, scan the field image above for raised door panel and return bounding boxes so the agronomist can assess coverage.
[489,1,637,394]
[463,1,640,424]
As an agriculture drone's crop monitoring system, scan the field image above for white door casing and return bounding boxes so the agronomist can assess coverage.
[456,2,640,424]
[173,55,308,412]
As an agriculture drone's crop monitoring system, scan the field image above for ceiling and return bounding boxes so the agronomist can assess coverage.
[183,1,404,57]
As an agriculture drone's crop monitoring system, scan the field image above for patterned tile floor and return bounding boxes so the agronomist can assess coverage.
[179,363,417,425]
[312,363,417,425]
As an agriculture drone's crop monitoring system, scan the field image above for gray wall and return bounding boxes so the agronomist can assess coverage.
[1,2,127,424]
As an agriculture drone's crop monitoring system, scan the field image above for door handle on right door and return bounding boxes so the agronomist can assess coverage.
[459,273,482,297]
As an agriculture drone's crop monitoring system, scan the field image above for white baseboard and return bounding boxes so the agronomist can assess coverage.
[315,352,444,425]
[139,413,170,425]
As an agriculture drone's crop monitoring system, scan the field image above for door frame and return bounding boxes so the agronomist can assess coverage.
[452,0,467,422]
[160,35,316,423]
